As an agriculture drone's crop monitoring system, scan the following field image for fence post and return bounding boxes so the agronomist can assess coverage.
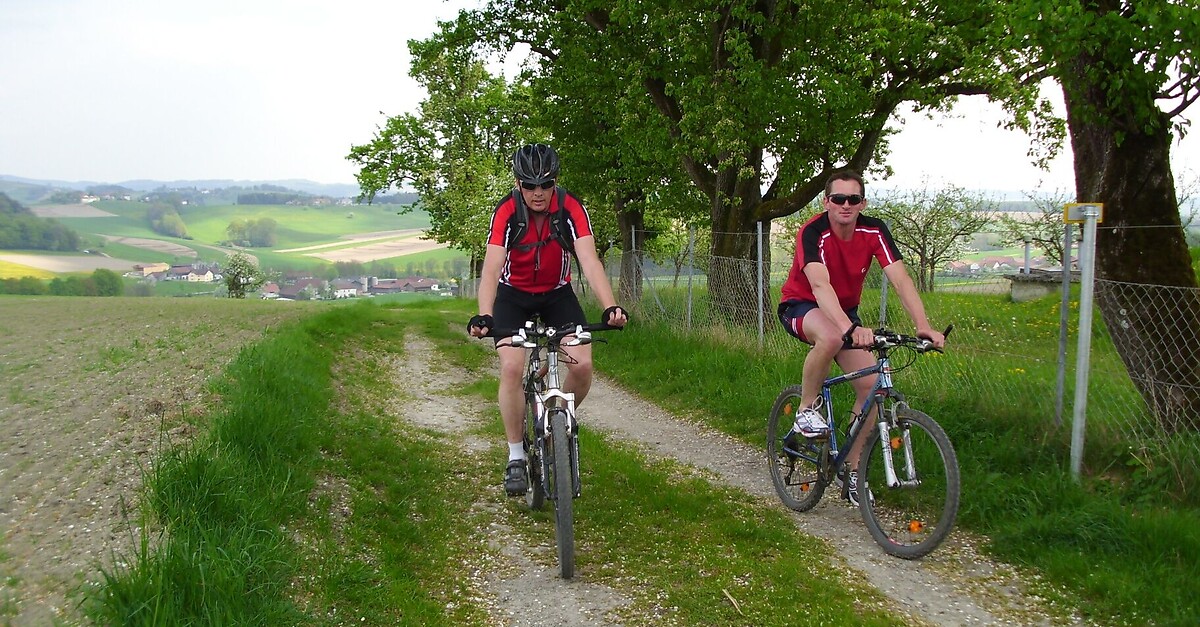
[1055,224,1073,427]
[1071,206,1101,480]
[757,221,764,350]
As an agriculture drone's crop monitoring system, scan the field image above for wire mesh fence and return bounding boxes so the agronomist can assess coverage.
[580,226,1200,501]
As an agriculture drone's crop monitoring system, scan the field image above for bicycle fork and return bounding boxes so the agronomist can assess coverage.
[875,401,921,489]
[870,364,921,490]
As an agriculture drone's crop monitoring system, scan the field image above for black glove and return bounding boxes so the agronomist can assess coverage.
[602,306,626,326]
[467,314,494,334]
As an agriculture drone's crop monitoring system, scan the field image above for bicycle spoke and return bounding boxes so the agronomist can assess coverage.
[859,408,960,559]
[767,385,828,511]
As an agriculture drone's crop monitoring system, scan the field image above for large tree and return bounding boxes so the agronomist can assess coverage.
[347,38,534,274]
[1011,0,1200,432]
[442,0,1035,322]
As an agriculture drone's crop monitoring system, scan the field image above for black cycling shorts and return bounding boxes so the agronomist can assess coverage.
[492,283,587,344]
[777,300,860,347]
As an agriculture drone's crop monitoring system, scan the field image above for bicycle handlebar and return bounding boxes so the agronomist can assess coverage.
[479,320,623,345]
[870,324,953,353]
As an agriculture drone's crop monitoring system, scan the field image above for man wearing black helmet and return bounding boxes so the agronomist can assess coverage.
[468,143,628,496]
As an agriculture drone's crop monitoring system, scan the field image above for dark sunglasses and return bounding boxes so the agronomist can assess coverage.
[827,193,864,206]
[520,180,556,190]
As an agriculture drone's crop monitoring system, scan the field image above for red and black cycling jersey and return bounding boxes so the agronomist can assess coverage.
[485,188,593,294]
[780,212,902,309]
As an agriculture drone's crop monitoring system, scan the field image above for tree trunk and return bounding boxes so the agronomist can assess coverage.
[1062,61,1200,434]
[616,197,645,306]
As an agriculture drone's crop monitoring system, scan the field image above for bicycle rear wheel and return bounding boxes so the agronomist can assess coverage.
[858,407,959,559]
[523,393,545,510]
[548,410,575,579]
[767,385,829,511]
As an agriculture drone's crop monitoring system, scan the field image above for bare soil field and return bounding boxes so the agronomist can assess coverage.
[0,254,139,274]
[0,296,316,625]
[274,229,427,253]
[27,205,117,219]
[302,236,448,263]
[99,235,197,258]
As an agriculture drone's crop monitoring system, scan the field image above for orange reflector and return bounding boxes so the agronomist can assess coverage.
[800,483,811,492]
[784,403,793,415]
[890,437,902,449]
[908,520,924,533]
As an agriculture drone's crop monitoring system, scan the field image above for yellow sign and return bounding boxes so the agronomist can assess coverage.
[1064,203,1104,224]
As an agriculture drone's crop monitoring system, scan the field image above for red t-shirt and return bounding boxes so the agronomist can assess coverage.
[485,188,593,294]
[780,212,902,309]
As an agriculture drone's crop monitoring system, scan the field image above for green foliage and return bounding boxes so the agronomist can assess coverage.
[146,202,189,239]
[225,217,278,247]
[348,41,529,261]
[91,268,124,296]
[0,192,82,251]
[223,252,263,299]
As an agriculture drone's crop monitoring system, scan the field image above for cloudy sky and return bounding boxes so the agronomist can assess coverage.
[1,0,1195,197]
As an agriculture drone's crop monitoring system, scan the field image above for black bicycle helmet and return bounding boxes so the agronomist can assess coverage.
[512,143,560,184]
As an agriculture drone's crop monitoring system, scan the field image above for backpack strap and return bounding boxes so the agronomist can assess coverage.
[506,189,530,251]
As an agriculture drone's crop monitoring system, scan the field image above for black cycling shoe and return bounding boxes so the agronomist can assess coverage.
[504,459,528,496]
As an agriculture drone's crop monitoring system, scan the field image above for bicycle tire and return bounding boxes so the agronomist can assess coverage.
[548,410,575,579]
[767,385,828,512]
[857,407,960,559]
[524,393,545,510]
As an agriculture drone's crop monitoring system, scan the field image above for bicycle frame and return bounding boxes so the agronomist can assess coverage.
[799,346,917,491]
[522,328,582,499]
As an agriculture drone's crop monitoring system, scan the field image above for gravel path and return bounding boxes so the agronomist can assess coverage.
[390,333,1083,627]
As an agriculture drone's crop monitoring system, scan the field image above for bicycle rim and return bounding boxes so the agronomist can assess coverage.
[858,407,960,559]
[524,396,544,510]
[767,385,828,512]
[549,410,575,579]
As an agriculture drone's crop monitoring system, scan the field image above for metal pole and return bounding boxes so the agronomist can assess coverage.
[756,221,765,350]
[1055,224,1073,427]
[686,226,695,331]
[1023,237,1033,274]
[1070,207,1100,479]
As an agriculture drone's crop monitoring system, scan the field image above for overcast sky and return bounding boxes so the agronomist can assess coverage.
[2,0,1196,198]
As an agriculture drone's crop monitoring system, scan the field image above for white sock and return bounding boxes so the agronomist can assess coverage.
[508,442,525,461]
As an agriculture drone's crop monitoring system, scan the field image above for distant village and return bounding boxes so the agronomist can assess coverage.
[128,261,456,300]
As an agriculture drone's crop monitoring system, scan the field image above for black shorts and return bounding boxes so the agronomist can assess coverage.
[492,283,587,344]
[777,300,860,346]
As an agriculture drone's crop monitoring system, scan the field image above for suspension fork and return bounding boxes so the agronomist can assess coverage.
[873,393,921,489]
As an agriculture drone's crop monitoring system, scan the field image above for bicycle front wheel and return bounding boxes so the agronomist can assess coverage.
[524,394,545,510]
[548,410,575,579]
[767,385,828,512]
[858,407,960,559]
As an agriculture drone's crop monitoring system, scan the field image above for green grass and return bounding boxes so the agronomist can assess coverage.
[596,285,1200,625]
[81,291,1200,625]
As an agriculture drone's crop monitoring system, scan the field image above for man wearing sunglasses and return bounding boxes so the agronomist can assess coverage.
[777,169,944,506]
[468,143,628,496]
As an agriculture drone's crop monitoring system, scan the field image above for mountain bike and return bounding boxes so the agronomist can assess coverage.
[485,319,618,579]
[767,326,959,559]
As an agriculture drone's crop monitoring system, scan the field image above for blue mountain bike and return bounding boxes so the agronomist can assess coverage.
[767,327,959,559]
